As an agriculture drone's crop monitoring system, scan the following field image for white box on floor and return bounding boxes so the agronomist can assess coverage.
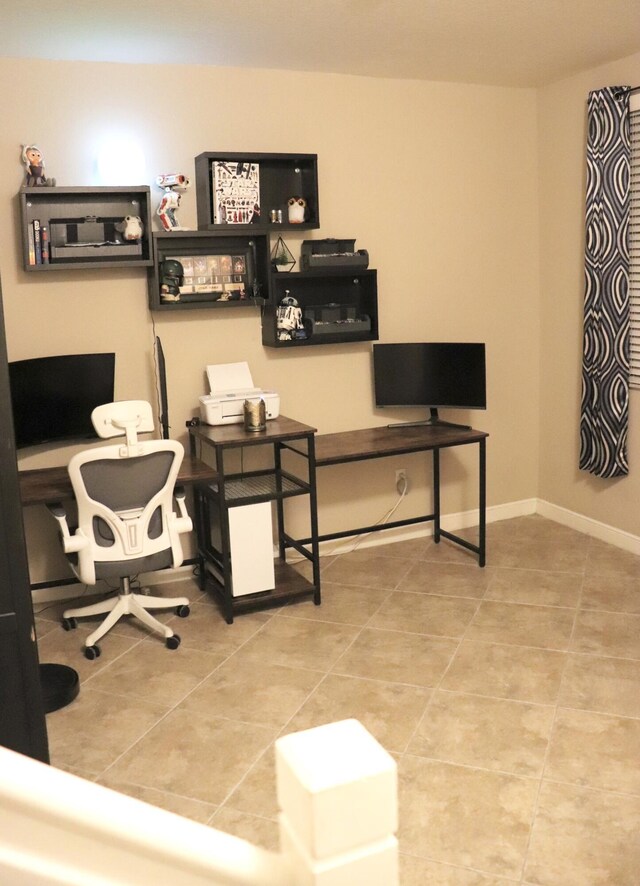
[228,502,275,596]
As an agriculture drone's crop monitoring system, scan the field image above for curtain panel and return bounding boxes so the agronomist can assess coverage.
[580,86,631,478]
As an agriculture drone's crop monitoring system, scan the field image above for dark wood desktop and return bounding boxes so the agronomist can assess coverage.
[18,454,216,507]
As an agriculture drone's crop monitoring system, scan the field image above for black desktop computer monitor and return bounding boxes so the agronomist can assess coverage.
[155,336,170,440]
[373,342,486,428]
[9,353,116,448]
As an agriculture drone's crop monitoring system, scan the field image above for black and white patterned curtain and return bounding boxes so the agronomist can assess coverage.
[580,86,631,478]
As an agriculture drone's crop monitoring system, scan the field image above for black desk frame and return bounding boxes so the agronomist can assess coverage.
[295,425,487,566]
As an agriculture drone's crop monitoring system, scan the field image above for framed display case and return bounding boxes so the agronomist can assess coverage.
[148,230,271,311]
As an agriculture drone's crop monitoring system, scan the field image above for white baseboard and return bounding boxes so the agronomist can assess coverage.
[536,499,640,556]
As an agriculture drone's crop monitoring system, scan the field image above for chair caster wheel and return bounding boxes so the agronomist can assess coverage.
[84,645,101,660]
[166,634,181,650]
[62,617,77,631]
[176,605,190,618]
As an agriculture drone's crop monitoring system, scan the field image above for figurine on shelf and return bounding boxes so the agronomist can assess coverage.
[159,258,184,303]
[21,144,56,187]
[115,215,144,241]
[277,292,307,341]
[155,173,190,232]
[287,195,307,224]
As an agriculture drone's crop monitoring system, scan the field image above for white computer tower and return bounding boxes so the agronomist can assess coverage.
[227,502,276,597]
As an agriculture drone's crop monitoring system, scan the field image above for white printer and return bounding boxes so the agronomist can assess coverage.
[199,361,280,426]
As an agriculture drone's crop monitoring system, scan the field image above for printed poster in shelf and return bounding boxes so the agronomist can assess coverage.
[167,253,248,301]
[212,161,260,225]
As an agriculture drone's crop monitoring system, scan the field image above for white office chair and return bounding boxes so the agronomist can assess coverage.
[49,400,193,660]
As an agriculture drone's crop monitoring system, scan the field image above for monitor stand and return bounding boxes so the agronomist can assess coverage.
[388,408,471,430]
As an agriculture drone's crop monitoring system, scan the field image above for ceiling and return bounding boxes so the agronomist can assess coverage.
[3,0,640,88]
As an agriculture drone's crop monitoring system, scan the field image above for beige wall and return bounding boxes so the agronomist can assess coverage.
[538,51,640,536]
[0,59,540,581]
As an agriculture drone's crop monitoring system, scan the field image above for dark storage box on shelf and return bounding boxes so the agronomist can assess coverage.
[194,152,319,232]
[19,186,153,271]
[262,269,378,348]
[300,238,369,271]
[148,230,271,311]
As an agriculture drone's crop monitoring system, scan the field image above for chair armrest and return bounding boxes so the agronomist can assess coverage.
[46,503,88,555]
[172,488,193,534]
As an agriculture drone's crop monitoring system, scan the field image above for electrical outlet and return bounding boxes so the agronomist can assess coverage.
[395,469,408,495]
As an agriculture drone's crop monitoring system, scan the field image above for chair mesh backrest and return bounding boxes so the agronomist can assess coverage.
[79,452,174,512]
[69,437,185,566]
[79,451,174,548]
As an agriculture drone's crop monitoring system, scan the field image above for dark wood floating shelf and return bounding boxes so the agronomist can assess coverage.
[19,186,153,271]
[147,229,270,311]
[194,151,320,233]
[262,268,379,348]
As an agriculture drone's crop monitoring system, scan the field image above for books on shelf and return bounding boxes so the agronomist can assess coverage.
[41,225,49,263]
[27,222,35,266]
[33,218,42,264]
[28,219,50,265]
[212,161,260,225]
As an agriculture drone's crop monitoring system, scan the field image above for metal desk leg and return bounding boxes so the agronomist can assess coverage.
[433,449,441,543]
[194,486,207,591]
[274,443,286,561]
[215,447,234,624]
[307,434,321,605]
[479,438,486,567]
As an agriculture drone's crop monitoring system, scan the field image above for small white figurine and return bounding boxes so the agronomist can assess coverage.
[156,173,190,232]
[115,215,144,241]
[287,195,307,224]
[21,144,56,187]
[277,293,307,341]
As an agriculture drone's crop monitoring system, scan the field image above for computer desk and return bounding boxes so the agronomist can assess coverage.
[290,423,488,566]
[18,455,217,589]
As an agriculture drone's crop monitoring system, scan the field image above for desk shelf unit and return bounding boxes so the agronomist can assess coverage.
[19,186,153,271]
[195,152,320,232]
[189,417,321,623]
[262,268,378,347]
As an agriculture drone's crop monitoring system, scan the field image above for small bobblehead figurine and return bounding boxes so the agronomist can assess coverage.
[159,258,184,302]
[22,144,56,187]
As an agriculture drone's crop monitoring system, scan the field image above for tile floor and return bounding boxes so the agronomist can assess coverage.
[35,515,640,885]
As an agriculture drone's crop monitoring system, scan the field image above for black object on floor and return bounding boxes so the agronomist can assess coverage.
[40,663,79,713]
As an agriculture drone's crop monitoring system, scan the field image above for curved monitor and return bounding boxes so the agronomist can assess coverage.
[373,342,486,427]
[9,353,116,449]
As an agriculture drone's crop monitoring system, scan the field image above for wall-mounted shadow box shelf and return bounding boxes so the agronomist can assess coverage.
[19,186,152,271]
[148,230,271,311]
[194,152,319,233]
[262,269,379,348]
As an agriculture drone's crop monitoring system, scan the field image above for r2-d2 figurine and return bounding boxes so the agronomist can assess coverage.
[277,293,307,341]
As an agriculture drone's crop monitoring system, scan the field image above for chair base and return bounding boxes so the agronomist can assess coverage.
[63,586,189,650]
